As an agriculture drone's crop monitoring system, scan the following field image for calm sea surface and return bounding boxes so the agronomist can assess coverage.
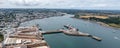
[20,14,120,48]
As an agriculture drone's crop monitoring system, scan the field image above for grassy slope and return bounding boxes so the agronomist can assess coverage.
[74,15,120,28]
[108,23,120,28]
[0,34,3,42]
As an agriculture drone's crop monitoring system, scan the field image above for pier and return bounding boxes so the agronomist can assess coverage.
[42,25,102,41]
[42,30,62,35]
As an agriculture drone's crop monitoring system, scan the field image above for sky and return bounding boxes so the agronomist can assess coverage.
[0,0,120,10]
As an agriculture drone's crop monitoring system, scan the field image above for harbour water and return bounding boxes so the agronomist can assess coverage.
[20,14,120,48]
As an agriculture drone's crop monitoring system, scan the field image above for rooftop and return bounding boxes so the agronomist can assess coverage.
[3,26,50,48]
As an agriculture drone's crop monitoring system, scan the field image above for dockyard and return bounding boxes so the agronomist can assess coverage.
[0,24,102,48]
[2,26,50,48]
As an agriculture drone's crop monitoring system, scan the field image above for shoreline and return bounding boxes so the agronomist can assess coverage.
[19,14,73,27]
[72,17,120,30]
[0,15,66,35]
[18,15,65,27]
[0,15,65,43]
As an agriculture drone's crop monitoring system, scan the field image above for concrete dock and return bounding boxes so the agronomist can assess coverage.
[42,25,102,41]
[42,30,62,35]
[62,25,102,41]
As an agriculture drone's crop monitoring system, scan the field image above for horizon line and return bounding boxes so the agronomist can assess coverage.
[0,8,120,10]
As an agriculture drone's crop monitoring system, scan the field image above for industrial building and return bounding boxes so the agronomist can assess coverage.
[3,26,50,48]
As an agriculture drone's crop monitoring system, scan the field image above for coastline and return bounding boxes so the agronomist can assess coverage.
[18,15,65,27]
[72,17,120,30]
[96,22,120,30]
[0,15,65,43]
[0,15,65,35]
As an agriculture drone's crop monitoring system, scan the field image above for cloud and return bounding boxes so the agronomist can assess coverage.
[0,0,5,4]
[0,0,119,10]
[8,0,40,6]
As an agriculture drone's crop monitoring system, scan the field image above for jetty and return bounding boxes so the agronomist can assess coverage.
[42,30,62,35]
[62,25,102,41]
[42,24,102,41]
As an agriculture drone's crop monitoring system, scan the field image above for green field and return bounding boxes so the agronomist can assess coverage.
[108,23,120,28]
[0,34,3,42]
[74,15,120,28]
